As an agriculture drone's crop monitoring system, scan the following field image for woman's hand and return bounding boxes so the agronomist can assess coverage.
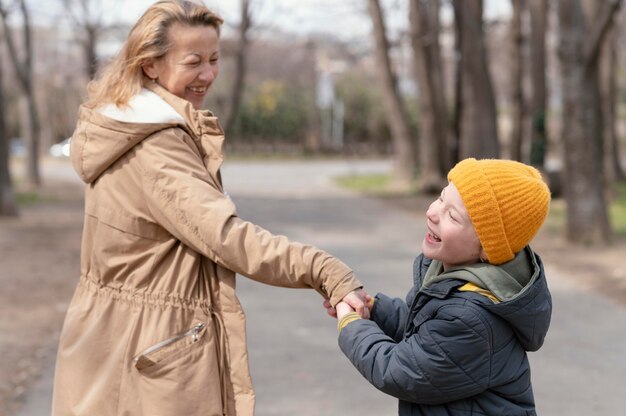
[323,298,337,318]
[323,288,372,319]
[341,288,371,319]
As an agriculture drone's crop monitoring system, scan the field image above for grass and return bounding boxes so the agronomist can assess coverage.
[610,182,626,235]
[11,174,54,207]
[335,173,626,237]
[224,148,355,162]
[548,183,626,237]
[334,173,394,195]
[16,189,59,207]
[544,199,566,234]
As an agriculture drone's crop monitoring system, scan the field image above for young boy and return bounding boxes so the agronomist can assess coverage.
[332,158,552,415]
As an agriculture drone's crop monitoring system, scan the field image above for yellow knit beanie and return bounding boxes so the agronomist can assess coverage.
[448,158,550,265]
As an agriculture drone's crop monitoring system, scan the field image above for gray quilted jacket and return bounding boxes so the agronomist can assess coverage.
[338,247,552,415]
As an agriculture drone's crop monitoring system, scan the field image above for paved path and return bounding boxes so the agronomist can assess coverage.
[14,158,626,415]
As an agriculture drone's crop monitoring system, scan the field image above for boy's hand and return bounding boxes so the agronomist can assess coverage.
[335,301,356,320]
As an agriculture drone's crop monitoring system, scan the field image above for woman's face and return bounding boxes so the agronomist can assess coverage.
[144,23,220,109]
[421,182,485,270]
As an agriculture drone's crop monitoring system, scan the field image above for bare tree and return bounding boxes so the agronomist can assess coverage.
[368,0,416,186]
[62,0,101,80]
[558,0,621,244]
[452,0,500,159]
[0,0,41,187]
[509,0,524,162]
[61,0,122,80]
[409,0,449,193]
[223,0,251,135]
[528,0,548,168]
[0,44,18,216]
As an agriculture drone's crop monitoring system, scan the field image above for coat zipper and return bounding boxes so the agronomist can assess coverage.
[133,322,205,365]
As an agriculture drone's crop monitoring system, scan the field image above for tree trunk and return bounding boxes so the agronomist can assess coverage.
[509,0,524,162]
[529,0,549,168]
[452,0,500,159]
[0,0,41,187]
[304,42,321,154]
[451,9,463,166]
[85,24,98,79]
[368,0,416,186]
[0,46,18,216]
[19,90,41,187]
[558,0,620,244]
[223,0,251,135]
[599,25,625,183]
[409,0,449,193]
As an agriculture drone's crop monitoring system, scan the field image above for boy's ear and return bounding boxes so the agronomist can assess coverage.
[141,59,158,80]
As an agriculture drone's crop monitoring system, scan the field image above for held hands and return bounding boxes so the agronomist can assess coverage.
[323,288,371,319]
[335,302,356,320]
[323,299,357,320]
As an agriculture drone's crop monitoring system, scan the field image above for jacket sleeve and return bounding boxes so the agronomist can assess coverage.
[338,303,491,405]
[370,293,410,342]
[135,128,362,305]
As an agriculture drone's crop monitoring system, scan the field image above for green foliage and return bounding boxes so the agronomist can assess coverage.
[335,71,391,147]
[610,182,626,236]
[232,80,310,143]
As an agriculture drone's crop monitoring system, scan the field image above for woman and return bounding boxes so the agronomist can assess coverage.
[52,1,368,415]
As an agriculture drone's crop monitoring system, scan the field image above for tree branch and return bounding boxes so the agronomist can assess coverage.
[0,0,29,88]
[19,0,31,73]
[583,0,622,67]
[224,0,251,133]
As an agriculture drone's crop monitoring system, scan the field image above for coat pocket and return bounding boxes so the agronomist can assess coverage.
[127,318,224,415]
[133,321,207,374]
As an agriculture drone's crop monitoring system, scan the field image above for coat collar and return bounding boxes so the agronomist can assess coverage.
[97,88,184,124]
[144,79,224,140]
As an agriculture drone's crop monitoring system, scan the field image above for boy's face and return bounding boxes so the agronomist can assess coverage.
[422,182,485,270]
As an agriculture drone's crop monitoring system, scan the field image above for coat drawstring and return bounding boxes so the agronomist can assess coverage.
[201,264,230,415]
[208,305,229,415]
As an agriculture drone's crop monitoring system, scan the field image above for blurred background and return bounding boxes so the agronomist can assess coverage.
[1,0,626,414]
[2,0,625,242]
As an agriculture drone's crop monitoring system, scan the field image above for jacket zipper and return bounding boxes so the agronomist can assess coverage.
[133,322,205,365]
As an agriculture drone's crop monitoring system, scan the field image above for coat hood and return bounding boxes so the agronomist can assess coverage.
[419,247,552,351]
[70,88,186,184]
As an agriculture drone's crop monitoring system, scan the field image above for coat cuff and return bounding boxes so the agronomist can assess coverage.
[326,271,363,306]
[337,312,361,332]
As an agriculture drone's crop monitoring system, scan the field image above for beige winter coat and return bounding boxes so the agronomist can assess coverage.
[52,82,362,416]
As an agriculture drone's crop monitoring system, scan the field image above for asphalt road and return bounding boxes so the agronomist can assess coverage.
[14,158,626,415]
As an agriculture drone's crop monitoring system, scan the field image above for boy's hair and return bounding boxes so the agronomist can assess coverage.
[448,158,550,265]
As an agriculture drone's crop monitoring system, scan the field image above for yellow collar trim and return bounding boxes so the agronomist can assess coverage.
[458,282,500,303]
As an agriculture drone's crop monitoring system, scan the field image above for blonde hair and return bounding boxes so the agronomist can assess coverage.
[85,0,223,108]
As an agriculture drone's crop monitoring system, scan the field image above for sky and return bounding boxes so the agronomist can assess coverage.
[137,0,511,40]
[26,0,512,42]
